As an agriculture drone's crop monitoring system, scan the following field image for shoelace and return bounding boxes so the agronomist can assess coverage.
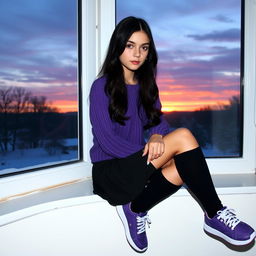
[136,214,151,234]
[217,208,240,230]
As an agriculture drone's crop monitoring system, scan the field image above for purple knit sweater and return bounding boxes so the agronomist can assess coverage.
[89,76,170,163]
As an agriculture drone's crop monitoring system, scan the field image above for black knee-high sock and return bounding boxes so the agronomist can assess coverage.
[131,170,181,213]
[174,147,223,218]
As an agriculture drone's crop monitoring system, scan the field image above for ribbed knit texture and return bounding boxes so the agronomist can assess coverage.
[89,77,170,162]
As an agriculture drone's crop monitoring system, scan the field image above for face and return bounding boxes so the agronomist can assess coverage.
[119,30,150,77]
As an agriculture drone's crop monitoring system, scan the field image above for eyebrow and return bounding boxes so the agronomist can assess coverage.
[127,40,150,45]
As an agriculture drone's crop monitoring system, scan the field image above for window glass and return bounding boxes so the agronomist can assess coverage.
[0,0,80,176]
[116,0,243,157]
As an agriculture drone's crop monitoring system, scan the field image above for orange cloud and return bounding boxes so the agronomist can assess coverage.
[52,100,78,113]
[159,89,238,112]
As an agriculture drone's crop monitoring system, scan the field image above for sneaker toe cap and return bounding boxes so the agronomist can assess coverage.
[235,222,255,240]
[133,235,148,251]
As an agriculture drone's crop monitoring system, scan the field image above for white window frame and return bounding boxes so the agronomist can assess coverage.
[0,0,98,199]
[0,0,255,201]
[204,0,256,174]
[110,0,256,175]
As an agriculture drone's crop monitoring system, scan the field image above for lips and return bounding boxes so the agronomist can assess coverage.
[131,61,140,65]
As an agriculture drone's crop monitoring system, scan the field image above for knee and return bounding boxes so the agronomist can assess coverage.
[176,128,194,138]
[173,128,198,145]
[163,128,199,152]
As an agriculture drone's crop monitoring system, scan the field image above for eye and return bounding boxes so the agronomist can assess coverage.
[142,45,149,51]
[126,43,134,49]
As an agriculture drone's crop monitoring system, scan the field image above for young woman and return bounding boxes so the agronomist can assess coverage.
[89,16,255,253]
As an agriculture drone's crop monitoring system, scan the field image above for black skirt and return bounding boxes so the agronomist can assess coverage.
[92,150,157,206]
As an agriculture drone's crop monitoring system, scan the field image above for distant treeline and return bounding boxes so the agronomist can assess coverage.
[164,96,241,156]
[0,111,78,153]
[0,87,58,114]
[1,86,241,156]
[0,86,78,153]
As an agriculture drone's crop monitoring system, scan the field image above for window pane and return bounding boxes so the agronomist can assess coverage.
[0,0,81,176]
[116,0,242,157]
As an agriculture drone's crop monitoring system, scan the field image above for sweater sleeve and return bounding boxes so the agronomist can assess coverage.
[89,78,144,158]
[148,97,170,137]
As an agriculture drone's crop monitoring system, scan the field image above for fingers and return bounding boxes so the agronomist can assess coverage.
[145,141,165,165]
[142,144,149,157]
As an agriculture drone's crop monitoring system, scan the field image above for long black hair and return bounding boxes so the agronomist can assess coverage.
[99,16,162,128]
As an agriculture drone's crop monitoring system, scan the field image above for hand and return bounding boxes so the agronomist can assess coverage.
[142,134,165,164]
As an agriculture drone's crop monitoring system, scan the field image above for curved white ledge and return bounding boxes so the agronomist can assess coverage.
[1,174,256,227]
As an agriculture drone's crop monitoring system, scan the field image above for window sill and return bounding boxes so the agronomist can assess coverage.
[0,173,256,227]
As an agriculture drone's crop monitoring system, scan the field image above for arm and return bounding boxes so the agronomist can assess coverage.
[89,79,143,158]
[148,97,170,138]
[143,97,170,164]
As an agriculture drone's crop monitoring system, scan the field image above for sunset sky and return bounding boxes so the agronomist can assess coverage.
[0,0,78,113]
[0,0,241,113]
[117,0,241,112]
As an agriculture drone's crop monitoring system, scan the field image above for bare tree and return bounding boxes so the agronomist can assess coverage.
[10,88,31,151]
[30,96,58,113]
[0,87,13,113]
[28,95,59,148]
[0,87,13,152]
[0,86,60,152]
[13,87,31,114]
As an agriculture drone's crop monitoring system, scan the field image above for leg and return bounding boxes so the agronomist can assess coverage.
[121,128,256,247]
[156,129,256,245]
[151,128,199,172]
[116,129,193,252]
[132,128,219,214]
[131,167,181,213]
[150,128,223,217]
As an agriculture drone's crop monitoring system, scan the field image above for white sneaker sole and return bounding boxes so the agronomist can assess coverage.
[116,205,147,253]
[204,223,256,246]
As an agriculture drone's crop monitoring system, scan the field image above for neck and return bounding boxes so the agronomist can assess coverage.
[123,68,137,85]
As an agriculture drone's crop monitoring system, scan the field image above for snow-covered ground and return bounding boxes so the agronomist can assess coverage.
[0,138,237,176]
[0,139,79,176]
[202,146,239,158]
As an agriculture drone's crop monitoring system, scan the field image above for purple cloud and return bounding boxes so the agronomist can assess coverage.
[0,0,78,91]
[187,28,240,42]
[210,14,234,23]
[156,46,240,97]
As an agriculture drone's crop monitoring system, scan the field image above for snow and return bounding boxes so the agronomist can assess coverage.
[0,139,237,176]
[0,139,79,176]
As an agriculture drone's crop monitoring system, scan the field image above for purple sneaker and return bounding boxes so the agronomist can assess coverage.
[204,207,256,246]
[116,203,151,252]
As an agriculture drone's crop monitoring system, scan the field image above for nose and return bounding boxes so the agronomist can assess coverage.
[134,47,141,57]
